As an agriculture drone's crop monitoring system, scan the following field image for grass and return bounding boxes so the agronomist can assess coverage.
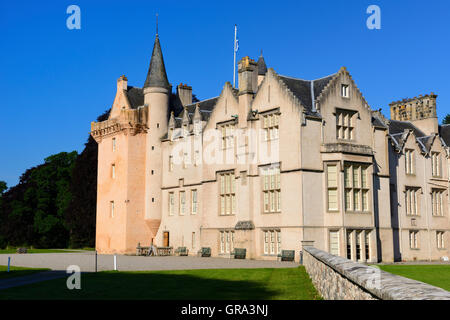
[0,267,321,300]
[0,248,81,254]
[378,264,450,291]
[0,266,49,280]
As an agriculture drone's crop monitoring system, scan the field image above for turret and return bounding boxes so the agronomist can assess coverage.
[257,52,267,86]
[143,32,170,242]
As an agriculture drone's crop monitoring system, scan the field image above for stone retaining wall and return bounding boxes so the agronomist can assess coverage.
[303,246,450,300]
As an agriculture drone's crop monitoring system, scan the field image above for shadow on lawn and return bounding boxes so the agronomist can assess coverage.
[0,271,285,300]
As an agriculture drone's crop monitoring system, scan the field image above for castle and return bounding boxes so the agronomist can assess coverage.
[90,33,450,262]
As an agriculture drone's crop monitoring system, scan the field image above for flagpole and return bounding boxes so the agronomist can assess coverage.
[233,24,237,88]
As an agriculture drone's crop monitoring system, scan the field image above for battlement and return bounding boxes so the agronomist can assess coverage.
[90,106,148,142]
[389,93,437,122]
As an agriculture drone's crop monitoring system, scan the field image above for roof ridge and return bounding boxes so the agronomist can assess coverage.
[279,73,337,82]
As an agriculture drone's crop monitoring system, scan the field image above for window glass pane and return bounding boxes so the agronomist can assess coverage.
[353,190,360,211]
[344,166,351,187]
[327,165,337,188]
[353,166,360,188]
[328,189,338,211]
[361,167,367,188]
[345,189,352,211]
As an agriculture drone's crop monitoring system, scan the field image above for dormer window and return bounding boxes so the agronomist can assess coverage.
[341,84,349,98]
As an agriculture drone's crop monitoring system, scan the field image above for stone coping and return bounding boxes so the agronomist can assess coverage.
[304,246,450,300]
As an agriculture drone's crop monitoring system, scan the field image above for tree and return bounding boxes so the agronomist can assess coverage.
[0,152,77,248]
[0,181,6,195]
[443,114,450,125]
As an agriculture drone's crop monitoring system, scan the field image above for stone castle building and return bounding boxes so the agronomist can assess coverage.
[90,34,450,262]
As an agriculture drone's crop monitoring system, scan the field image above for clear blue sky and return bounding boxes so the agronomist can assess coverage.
[1,0,449,188]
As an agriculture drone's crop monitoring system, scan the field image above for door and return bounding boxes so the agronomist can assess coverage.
[163,232,169,247]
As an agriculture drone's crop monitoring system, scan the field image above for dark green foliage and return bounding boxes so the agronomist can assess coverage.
[0,110,110,249]
[0,152,77,248]
[443,114,450,125]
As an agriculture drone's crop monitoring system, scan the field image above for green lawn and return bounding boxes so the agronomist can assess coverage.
[0,267,321,300]
[0,248,80,254]
[0,266,49,280]
[378,265,450,292]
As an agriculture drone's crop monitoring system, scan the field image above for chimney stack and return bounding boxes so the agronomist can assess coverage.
[237,57,258,128]
[117,75,128,92]
[177,83,193,106]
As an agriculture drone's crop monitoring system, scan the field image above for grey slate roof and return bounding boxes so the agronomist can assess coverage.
[278,74,336,114]
[177,97,219,123]
[439,125,450,146]
[144,35,170,89]
[257,55,267,75]
[388,120,425,137]
[126,86,144,109]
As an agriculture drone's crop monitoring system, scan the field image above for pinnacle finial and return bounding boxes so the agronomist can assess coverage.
[156,13,159,36]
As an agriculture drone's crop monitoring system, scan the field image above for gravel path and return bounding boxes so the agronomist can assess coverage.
[0,252,298,272]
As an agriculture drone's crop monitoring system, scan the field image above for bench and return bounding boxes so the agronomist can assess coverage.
[157,246,173,256]
[231,248,246,259]
[16,247,28,254]
[175,247,189,256]
[197,247,211,257]
[277,250,295,262]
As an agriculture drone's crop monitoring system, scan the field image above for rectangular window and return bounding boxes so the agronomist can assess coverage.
[356,231,362,261]
[341,84,349,98]
[365,231,370,261]
[192,232,196,249]
[405,187,419,216]
[179,191,185,215]
[431,189,444,216]
[405,149,415,175]
[110,201,115,218]
[262,165,281,213]
[112,137,116,152]
[344,163,370,212]
[194,150,200,166]
[111,164,116,179]
[409,230,419,249]
[437,231,445,249]
[219,172,235,215]
[191,190,197,215]
[329,230,339,256]
[169,192,175,216]
[346,230,352,260]
[169,155,174,172]
[327,165,338,211]
[263,230,281,255]
[431,152,441,177]
[219,123,235,149]
[336,109,355,140]
[262,113,279,141]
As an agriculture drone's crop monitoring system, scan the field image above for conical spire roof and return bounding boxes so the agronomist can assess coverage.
[144,35,170,89]
[257,52,267,75]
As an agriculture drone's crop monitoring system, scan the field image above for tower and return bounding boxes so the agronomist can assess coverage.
[143,33,170,244]
[389,93,438,135]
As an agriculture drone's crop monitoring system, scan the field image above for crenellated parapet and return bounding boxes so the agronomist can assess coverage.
[90,106,148,142]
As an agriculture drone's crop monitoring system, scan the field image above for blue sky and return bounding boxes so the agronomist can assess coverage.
[0,0,449,188]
